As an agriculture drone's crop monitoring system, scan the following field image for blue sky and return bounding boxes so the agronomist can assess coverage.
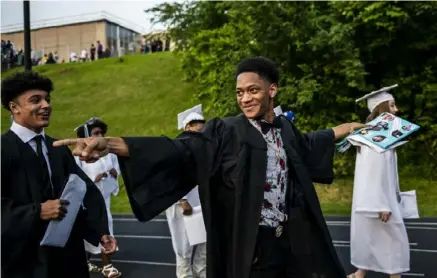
[1,0,171,33]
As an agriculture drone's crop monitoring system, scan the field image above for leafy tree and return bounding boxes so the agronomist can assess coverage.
[146,1,437,176]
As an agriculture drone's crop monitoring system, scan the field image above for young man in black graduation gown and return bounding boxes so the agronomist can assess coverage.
[55,57,364,278]
[1,71,117,278]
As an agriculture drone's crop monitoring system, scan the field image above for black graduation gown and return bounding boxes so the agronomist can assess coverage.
[119,114,346,278]
[1,130,109,278]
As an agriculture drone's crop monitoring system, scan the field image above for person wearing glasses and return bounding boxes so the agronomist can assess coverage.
[74,118,121,278]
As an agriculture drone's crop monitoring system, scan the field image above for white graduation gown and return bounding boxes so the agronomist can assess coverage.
[350,147,410,274]
[75,154,120,254]
[166,186,201,258]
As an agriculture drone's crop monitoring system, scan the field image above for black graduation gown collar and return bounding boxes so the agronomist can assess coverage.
[4,130,63,202]
[238,114,267,150]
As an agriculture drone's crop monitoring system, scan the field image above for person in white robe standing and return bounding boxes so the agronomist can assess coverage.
[166,104,207,278]
[348,86,409,278]
[74,117,122,278]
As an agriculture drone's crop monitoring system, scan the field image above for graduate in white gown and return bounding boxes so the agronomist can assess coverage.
[166,105,207,278]
[348,87,409,278]
[74,118,122,278]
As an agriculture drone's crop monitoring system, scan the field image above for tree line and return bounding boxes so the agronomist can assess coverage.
[147,1,437,177]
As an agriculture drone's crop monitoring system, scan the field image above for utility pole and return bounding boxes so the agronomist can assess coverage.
[23,0,32,71]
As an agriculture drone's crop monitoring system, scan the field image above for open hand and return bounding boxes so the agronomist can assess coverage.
[53,137,109,163]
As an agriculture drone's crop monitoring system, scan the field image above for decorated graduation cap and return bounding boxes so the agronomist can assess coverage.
[74,117,107,138]
[177,104,205,130]
[356,84,397,112]
[284,111,295,121]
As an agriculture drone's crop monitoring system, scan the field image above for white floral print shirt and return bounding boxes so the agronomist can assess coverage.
[249,119,289,227]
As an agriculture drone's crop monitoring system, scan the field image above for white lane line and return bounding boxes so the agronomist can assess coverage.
[410,248,437,253]
[114,218,167,222]
[115,218,437,226]
[113,218,437,230]
[405,222,437,226]
[327,223,437,231]
[332,240,418,246]
[115,235,436,253]
[90,258,175,267]
[115,235,171,239]
[334,244,437,253]
[327,221,437,226]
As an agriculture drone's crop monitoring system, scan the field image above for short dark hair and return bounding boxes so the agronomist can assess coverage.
[235,57,279,85]
[76,120,108,138]
[1,71,53,111]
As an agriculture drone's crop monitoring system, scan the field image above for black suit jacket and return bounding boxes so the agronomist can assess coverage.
[1,130,109,278]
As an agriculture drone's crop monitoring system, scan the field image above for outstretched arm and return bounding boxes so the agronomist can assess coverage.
[53,118,229,222]
[282,119,363,184]
[107,137,129,157]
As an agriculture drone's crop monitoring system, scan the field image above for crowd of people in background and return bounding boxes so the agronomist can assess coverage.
[1,37,170,72]
[1,40,21,71]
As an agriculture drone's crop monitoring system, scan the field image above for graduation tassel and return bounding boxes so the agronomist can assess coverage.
[84,124,89,138]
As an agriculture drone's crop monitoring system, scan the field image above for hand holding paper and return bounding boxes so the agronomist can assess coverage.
[183,206,207,246]
[40,174,87,248]
[40,199,70,221]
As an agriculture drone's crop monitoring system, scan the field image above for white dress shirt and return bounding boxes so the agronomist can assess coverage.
[10,121,52,177]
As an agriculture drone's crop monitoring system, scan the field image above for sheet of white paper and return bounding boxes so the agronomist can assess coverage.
[40,174,87,247]
[183,206,207,246]
[400,190,420,219]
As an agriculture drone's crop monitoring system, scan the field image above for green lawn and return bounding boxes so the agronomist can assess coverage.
[315,177,437,217]
[1,53,199,139]
[2,53,435,216]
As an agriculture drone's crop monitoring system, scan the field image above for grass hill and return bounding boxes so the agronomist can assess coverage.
[2,53,436,216]
[1,53,198,138]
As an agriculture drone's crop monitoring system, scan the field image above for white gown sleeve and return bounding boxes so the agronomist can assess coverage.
[111,154,120,196]
[352,147,395,217]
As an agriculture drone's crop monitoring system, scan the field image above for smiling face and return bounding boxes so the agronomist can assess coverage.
[236,72,277,120]
[9,89,52,133]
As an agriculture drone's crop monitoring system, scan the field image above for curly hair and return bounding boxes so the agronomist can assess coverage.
[1,71,53,110]
[235,57,279,85]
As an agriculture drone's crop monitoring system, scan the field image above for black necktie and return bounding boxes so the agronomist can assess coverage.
[34,135,54,199]
[259,117,283,134]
